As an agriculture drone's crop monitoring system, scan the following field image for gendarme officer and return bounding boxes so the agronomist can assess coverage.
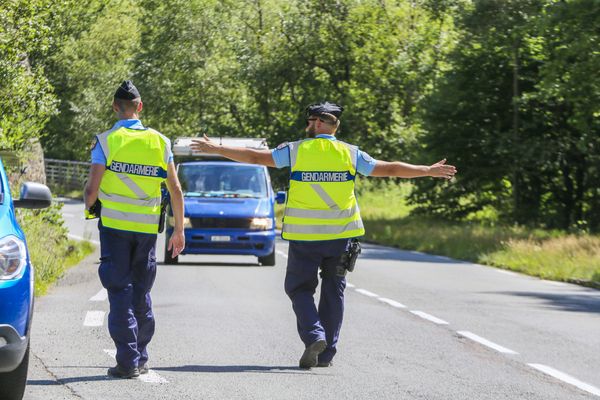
[190,101,456,368]
[84,80,185,378]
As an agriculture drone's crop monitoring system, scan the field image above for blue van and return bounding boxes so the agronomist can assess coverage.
[164,138,284,266]
[0,156,52,400]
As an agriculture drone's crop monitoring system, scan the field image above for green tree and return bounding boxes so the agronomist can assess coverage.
[42,0,142,161]
[0,0,58,150]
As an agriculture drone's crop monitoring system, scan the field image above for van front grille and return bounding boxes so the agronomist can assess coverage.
[190,217,252,229]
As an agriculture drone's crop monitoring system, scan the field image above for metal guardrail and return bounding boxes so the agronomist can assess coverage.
[44,158,90,191]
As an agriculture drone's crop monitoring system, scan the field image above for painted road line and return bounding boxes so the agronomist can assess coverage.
[104,349,168,383]
[410,311,449,325]
[346,282,355,288]
[496,269,518,276]
[83,311,105,327]
[542,280,568,287]
[355,288,379,298]
[457,331,518,354]
[104,349,116,358]
[68,233,100,246]
[528,364,600,397]
[275,250,288,259]
[90,288,108,302]
[377,297,407,309]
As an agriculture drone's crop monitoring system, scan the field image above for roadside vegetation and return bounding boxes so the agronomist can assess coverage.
[15,204,94,296]
[358,180,600,287]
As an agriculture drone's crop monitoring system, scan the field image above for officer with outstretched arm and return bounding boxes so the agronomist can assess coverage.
[84,80,185,378]
[191,102,456,369]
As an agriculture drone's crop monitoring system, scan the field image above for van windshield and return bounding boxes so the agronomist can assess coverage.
[178,164,268,198]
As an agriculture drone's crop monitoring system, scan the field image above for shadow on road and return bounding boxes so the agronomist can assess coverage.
[158,262,263,268]
[153,365,303,374]
[27,375,110,385]
[493,290,600,314]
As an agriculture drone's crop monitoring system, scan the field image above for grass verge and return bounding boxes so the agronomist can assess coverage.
[16,202,95,296]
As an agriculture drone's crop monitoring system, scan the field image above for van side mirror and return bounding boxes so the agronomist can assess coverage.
[275,191,286,204]
[13,182,52,209]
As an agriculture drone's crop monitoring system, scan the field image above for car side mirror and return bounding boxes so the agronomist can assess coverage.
[275,191,286,204]
[13,182,52,209]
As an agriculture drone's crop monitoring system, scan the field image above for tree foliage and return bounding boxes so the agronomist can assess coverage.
[2,0,599,231]
[412,0,600,231]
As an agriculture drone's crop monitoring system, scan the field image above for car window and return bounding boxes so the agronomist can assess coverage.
[178,164,268,198]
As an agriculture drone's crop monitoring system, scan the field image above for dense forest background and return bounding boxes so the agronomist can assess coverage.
[1,0,599,231]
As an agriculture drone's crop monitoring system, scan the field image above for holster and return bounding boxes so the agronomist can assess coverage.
[157,195,168,233]
[319,239,362,278]
[342,239,361,272]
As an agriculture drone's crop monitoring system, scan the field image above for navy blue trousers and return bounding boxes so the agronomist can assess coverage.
[284,239,348,364]
[98,224,157,369]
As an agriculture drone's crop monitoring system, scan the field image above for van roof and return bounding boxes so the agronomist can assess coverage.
[173,137,268,157]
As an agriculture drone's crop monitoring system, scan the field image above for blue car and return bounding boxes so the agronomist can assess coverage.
[0,157,52,400]
[164,160,285,266]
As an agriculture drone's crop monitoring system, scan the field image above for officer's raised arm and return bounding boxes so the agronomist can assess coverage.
[370,158,457,179]
[191,134,276,167]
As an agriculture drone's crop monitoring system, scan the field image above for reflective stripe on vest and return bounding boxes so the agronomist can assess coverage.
[282,138,365,241]
[97,127,169,234]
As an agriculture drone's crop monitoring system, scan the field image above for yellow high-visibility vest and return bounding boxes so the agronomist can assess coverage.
[282,138,365,241]
[96,127,170,234]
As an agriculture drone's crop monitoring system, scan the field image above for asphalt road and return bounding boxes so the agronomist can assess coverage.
[23,199,600,399]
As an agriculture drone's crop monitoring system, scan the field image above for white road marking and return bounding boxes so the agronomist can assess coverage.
[410,311,449,325]
[68,233,100,246]
[83,311,105,327]
[104,349,168,383]
[346,282,355,288]
[377,297,407,309]
[276,250,288,259]
[104,349,116,358]
[90,288,108,302]
[528,364,600,397]
[355,288,379,298]
[542,280,568,287]
[63,212,76,218]
[457,331,518,354]
[496,269,518,276]
[139,369,169,384]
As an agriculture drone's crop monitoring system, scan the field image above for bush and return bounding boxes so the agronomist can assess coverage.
[16,202,94,295]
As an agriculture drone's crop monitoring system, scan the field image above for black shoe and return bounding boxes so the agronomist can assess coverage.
[139,363,149,375]
[299,339,327,369]
[316,361,333,367]
[107,365,140,379]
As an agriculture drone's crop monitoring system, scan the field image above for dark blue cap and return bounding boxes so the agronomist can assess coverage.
[114,80,140,100]
[306,102,344,119]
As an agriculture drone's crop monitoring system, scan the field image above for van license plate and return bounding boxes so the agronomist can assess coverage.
[211,236,231,242]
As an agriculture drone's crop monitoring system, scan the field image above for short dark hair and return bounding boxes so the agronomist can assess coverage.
[113,97,141,113]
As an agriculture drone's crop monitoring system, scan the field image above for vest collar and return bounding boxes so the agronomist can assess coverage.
[112,119,145,130]
[315,134,336,140]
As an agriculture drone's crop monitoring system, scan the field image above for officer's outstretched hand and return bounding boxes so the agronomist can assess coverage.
[428,159,457,180]
[168,229,185,258]
[191,134,218,154]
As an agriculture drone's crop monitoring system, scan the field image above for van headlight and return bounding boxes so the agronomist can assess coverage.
[250,218,273,230]
[167,217,192,228]
[0,235,27,280]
